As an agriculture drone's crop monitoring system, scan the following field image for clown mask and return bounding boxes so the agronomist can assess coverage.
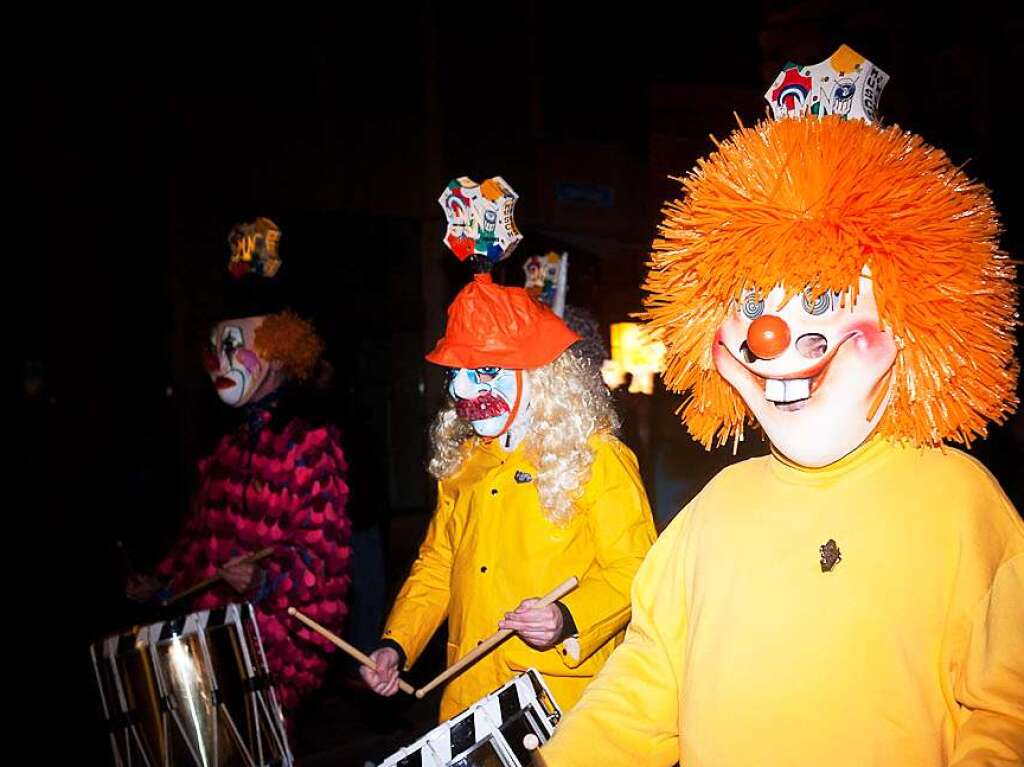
[448,366,532,444]
[713,275,897,467]
[205,316,285,407]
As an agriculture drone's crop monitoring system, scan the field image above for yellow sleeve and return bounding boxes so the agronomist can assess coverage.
[557,437,656,667]
[542,506,688,766]
[381,481,456,669]
[950,553,1024,766]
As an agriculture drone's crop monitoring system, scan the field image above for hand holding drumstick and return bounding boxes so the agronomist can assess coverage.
[287,607,415,695]
[414,576,578,699]
[499,599,566,650]
[162,547,274,606]
[360,646,404,696]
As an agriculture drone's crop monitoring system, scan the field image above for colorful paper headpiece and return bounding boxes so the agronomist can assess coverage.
[523,251,569,318]
[765,44,889,123]
[439,176,522,268]
[228,217,282,279]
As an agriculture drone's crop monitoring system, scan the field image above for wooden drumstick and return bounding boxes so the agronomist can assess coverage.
[162,546,275,606]
[415,576,579,699]
[287,607,415,695]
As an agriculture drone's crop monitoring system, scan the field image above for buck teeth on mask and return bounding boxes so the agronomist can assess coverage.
[764,377,811,403]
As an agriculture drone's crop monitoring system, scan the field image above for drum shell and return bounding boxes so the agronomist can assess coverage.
[90,602,293,767]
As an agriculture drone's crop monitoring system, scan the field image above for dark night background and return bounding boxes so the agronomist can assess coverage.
[15,2,1021,764]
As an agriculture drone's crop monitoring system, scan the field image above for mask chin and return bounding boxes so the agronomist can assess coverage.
[215,386,242,406]
[470,412,513,437]
[763,366,895,467]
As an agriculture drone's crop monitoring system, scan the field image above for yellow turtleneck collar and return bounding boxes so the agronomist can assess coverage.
[768,434,907,485]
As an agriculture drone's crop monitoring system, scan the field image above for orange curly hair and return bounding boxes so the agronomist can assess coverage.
[254,310,325,381]
[644,115,1018,450]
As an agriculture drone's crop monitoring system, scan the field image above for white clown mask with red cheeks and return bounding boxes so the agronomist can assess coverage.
[205,316,284,407]
[712,275,897,467]
[448,366,532,441]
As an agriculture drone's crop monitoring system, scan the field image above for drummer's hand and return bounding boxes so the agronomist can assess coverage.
[360,647,401,696]
[125,574,162,603]
[499,599,563,650]
[221,562,258,593]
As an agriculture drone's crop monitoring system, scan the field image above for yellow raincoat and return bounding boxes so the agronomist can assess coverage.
[382,433,656,721]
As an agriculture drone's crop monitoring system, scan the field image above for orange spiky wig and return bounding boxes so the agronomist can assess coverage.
[644,115,1018,450]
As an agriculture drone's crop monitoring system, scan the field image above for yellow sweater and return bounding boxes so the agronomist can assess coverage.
[383,434,656,721]
[543,438,1024,766]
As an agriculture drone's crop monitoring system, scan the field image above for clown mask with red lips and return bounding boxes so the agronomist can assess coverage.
[448,366,532,446]
[205,316,286,407]
[713,274,897,467]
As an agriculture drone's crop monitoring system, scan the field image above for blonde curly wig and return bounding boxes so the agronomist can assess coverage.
[428,351,620,524]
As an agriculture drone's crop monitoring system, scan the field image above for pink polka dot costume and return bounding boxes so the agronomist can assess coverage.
[157,400,352,721]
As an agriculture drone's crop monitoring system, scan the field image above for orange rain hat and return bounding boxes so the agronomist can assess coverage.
[426,273,579,369]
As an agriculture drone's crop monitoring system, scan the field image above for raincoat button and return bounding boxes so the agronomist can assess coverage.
[491,488,498,495]
[480,566,488,573]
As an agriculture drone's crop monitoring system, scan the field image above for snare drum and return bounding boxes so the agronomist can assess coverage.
[89,602,293,767]
[379,669,561,767]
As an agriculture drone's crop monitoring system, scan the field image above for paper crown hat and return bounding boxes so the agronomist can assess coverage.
[426,177,578,369]
[221,217,292,318]
[764,44,889,122]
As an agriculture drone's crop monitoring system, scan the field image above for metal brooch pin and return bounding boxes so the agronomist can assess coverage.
[819,539,842,572]
[514,470,533,484]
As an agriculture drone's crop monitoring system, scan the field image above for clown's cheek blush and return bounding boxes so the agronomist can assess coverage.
[203,349,221,373]
[235,348,263,376]
[845,320,896,364]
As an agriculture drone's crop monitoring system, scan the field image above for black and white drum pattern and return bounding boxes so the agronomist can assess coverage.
[379,670,561,767]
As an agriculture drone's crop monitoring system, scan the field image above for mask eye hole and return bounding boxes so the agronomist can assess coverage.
[444,368,458,385]
[741,295,765,320]
[220,337,242,361]
[219,327,244,359]
[475,366,501,382]
[801,291,833,316]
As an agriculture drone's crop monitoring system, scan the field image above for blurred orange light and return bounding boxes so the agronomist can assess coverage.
[601,322,665,395]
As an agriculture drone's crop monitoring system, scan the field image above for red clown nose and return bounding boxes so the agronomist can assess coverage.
[746,315,791,360]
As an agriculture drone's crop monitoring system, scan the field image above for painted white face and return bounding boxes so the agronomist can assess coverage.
[205,316,276,407]
[448,366,532,439]
[712,275,898,467]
